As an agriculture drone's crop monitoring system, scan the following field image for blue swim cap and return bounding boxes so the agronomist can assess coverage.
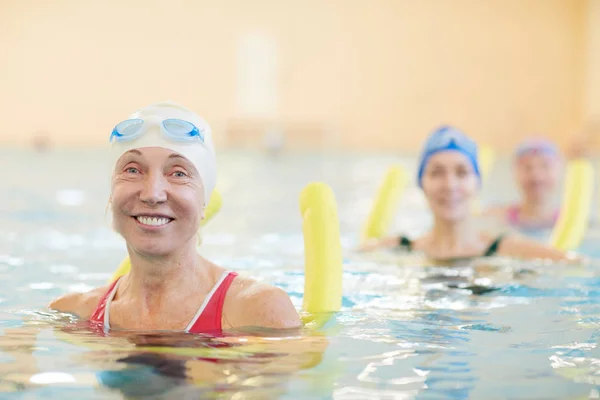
[417,125,480,187]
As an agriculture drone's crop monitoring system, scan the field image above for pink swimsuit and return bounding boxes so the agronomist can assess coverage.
[506,205,559,229]
[89,271,238,334]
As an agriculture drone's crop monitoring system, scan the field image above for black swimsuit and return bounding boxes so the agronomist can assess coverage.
[398,235,505,295]
[398,235,504,258]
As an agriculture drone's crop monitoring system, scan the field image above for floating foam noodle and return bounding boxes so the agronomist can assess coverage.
[361,166,408,242]
[549,158,594,251]
[299,182,343,328]
[472,144,495,215]
[479,144,495,181]
[109,190,223,282]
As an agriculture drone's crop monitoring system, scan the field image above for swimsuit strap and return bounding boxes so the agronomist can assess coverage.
[398,236,413,252]
[186,271,238,334]
[398,235,504,258]
[89,278,121,333]
[483,235,505,257]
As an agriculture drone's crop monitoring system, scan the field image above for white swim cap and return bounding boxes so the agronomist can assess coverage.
[109,101,217,203]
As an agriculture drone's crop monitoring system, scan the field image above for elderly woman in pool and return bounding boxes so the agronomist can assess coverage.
[49,101,301,332]
[363,126,576,262]
[485,138,562,230]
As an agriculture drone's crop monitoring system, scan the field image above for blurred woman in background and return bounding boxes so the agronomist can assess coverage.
[362,126,575,262]
[485,138,562,230]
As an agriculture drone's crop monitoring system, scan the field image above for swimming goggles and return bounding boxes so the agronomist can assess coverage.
[425,126,477,154]
[109,118,205,143]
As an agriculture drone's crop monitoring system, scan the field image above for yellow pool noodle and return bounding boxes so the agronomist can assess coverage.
[472,144,495,215]
[478,144,495,181]
[549,158,594,251]
[109,190,223,282]
[361,166,407,241]
[299,182,343,327]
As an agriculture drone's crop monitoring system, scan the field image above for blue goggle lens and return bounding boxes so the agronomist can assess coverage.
[162,119,203,142]
[111,119,144,142]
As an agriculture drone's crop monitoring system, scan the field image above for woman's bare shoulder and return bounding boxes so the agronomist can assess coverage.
[495,235,579,262]
[224,274,301,330]
[47,286,110,319]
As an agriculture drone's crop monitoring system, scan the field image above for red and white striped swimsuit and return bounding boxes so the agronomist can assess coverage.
[89,271,238,334]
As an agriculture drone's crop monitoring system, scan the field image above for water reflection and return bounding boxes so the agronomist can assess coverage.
[2,150,600,398]
[0,317,332,398]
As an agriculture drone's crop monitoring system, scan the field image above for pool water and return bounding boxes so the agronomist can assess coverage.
[1,148,600,399]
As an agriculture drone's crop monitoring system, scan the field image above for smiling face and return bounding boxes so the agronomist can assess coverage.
[111,147,205,257]
[421,151,479,222]
[514,153,559,203]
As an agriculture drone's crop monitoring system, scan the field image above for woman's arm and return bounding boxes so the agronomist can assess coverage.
[497,235,582,262]
[47,287,105,319]
[357,236,401,252]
